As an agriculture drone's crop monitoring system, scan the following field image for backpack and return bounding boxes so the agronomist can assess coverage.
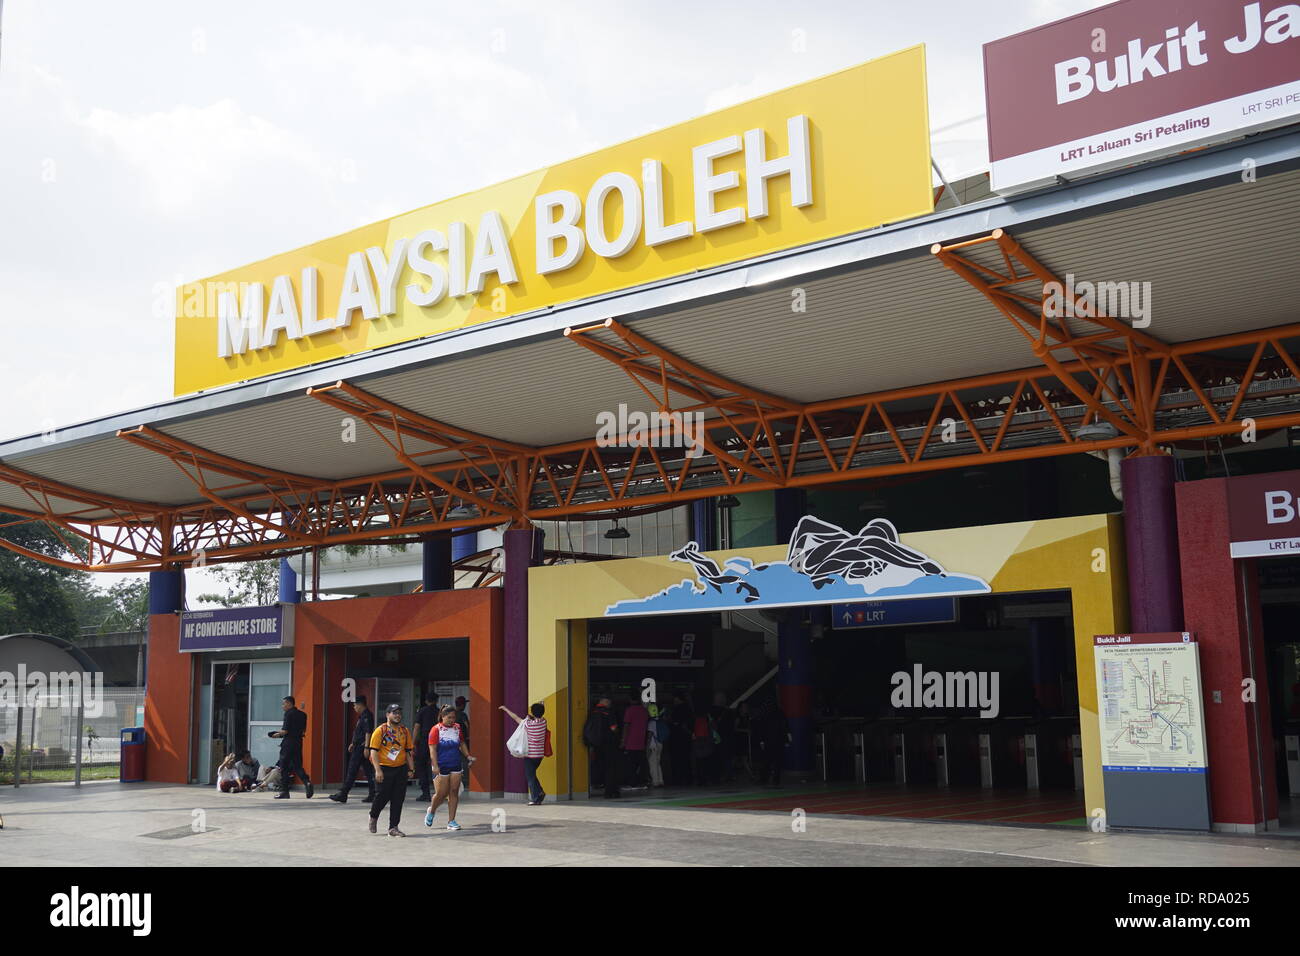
[583,711,607,749]
[653,717,671,745]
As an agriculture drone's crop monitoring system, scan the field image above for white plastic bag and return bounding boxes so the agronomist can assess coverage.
[506,721,529,758]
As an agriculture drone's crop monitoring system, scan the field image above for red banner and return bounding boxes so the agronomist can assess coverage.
[984,0,1300,192]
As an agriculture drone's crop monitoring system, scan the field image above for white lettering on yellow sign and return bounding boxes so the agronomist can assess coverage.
[213,115,814,359]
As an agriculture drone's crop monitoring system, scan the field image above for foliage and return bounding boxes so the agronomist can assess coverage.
[0,513,83,639]
[63,575,150,636]
[195,559,280,607]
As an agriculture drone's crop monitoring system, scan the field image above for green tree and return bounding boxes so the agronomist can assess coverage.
[0,513,82,638]
[196,559,280,607]
[85,579,150,634]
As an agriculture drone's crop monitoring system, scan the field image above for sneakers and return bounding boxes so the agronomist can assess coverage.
[538,792,547,804]
[424,809,435,827]
[388,827,406,837]
[368,817,377,834]
[305,782,314,799]
[446,820,461,831]
[329,792,347,803]
[275,792,289,799]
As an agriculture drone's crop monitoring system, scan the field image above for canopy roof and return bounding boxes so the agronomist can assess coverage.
[3,127,1299,570]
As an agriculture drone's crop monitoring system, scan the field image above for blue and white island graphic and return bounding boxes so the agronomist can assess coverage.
[605,515,990,616]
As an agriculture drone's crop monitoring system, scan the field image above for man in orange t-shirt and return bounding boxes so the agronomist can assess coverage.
[367,704,414,836]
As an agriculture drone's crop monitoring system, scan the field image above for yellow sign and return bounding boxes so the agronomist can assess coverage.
[173,46,932,395]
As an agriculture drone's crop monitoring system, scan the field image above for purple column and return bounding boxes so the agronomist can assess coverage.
[774,488,813,777]
[691,499,717,551]
[421,534,453,591]
[503,527,539,795]
[1121,454,1183,633]
[277,558,299,604]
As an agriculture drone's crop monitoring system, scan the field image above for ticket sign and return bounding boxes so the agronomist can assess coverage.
[1228,469,1300,557]
[173,47,933,395]
[984,0,1300,194]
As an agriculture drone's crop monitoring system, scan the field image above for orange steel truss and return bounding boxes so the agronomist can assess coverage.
[5,229,1300,571]
[435,547,617,590]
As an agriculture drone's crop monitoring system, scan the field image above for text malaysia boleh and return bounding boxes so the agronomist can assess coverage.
[172,49,933,395]
[212,116,811,360]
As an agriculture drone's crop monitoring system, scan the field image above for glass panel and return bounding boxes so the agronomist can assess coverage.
[250,684,288,723]
[250,661,291,686]
[247,726,281,771]
[210,663,249,782]
[198,681,212,782]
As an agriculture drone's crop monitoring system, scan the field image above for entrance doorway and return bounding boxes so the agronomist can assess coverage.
[206,659,292,784]
[597,591,1089,827]
[1257,558,1300,829]
[326,639,470,788]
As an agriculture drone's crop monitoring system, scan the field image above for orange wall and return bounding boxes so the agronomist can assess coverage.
[143,613,192,783]
[292,589,504,793]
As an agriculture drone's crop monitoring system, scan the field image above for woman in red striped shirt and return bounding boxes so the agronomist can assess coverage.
[500,703,548,805]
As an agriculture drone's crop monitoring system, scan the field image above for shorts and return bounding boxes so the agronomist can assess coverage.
[436,762,463,776]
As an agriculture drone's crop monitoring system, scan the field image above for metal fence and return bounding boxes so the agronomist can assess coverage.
[0,686,144,784]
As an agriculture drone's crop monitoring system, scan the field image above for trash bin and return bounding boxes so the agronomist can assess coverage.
[120,727,145,782]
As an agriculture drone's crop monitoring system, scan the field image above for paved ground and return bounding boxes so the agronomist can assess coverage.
[3,780,1300,866]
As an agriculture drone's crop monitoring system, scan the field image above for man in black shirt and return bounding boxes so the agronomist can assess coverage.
[411,692,439,802]
[585,698,621,799]
[330,696,375,803]
[270,696,312,799]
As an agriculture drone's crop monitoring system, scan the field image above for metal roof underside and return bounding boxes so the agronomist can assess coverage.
[1,128,1298,522]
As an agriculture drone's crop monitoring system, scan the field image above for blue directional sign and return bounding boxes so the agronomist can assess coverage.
[831,596,957,630]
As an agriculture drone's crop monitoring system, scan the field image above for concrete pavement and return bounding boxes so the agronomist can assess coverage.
[3,781,1299,867]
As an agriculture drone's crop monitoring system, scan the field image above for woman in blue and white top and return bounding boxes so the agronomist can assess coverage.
[425,705,473,830]
[501,702,548,805]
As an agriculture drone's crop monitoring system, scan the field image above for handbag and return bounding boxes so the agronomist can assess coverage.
[506,720,530,758]
[543,728,553,759]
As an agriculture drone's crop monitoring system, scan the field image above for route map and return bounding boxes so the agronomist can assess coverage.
[1094,637,1207,773]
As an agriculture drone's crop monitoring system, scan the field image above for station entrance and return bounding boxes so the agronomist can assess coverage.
[642,591,1089,826]
[1256,559,1300,831]
[201,657,293,785]
[325,638,470,788]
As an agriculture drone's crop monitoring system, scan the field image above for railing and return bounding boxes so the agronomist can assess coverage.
[1,687,144,785]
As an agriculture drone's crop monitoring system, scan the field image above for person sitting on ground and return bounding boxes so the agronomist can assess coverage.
[234,749,260,788]
[216,753,248,792]
[252,763,281,791]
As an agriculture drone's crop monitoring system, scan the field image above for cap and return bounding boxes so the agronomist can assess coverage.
[386,703,402,713]
[455,696,467,707]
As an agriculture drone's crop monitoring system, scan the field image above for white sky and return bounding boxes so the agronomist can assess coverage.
[0,0,1108,598]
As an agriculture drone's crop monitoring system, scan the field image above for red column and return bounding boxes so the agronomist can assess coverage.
[143,612,191,783]
[1177,478,1279,830]
[470,589,506,795]
[320,644,347,783]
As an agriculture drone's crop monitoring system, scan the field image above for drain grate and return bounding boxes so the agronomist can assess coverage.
[141,825,219,840]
